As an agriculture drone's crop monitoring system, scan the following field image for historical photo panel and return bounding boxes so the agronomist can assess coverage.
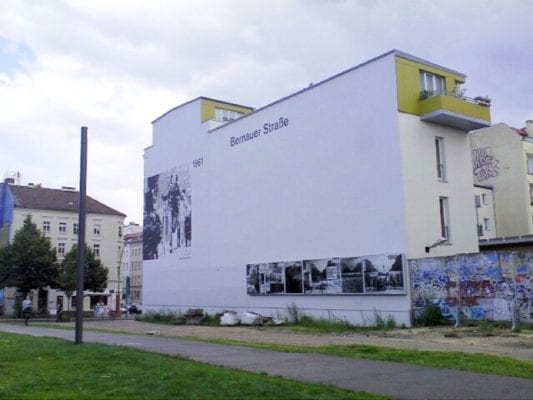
[143,163,192,260]
[246,253,404,295]
[303,258,342,294]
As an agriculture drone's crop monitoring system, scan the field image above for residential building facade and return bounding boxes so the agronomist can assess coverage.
[122,229,143,305]
[470,121,533,237]
[473,185,497,240]
[0,182,125,315]
[143,50,491,325]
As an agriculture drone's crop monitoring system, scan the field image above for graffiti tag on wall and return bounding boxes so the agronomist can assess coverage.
[472,147,500,182]
[410,251,533,323]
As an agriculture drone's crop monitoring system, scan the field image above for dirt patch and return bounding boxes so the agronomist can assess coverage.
[75,318,533,361]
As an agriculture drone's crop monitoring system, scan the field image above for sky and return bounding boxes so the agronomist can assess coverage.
[0,0,531,223]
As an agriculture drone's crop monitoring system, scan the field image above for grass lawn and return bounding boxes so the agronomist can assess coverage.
[0,332,388,400]
[183,338,533,380]
[24,320,533,379]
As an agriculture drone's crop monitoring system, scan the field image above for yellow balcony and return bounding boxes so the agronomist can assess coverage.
[419,92,491,131]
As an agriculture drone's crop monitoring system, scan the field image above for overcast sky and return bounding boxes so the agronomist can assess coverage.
[0,0,531,223]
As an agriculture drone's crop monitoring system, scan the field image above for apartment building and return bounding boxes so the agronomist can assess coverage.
[143,50,491,325]
[0,182,125,314]
[473,184,497,240]
[122,229,143,305]
[470,121,533,237]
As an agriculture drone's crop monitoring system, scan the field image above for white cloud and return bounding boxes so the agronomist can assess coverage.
[0,0,532,222]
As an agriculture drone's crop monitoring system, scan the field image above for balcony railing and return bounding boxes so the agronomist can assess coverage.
[419,90,491,131]
[419,90,491,107]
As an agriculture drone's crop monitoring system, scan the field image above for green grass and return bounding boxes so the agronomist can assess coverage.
[185,338,533,379]
[0,332,387,400]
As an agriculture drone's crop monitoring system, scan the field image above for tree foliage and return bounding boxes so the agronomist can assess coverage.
[57,244,108,297]
[0,215,58,294]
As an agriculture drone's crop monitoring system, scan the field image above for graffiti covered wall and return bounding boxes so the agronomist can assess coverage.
[410,251,533,323]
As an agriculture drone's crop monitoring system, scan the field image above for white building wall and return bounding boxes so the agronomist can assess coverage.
[398,113,479,259]
[474,186,496,239]
[144,53,413,325]
[470,124,530,236]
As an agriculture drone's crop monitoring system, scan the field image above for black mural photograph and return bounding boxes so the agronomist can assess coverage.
[285,261,303,293]
[143,163,192,260]
[341,257,365,294]
[246,254,404,295]
[303,258,342,294]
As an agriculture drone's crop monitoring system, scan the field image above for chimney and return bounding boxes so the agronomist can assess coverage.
[526,120,533,136]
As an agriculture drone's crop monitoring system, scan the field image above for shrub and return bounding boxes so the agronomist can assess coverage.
[420,303,444,326]
[137,310,185,325]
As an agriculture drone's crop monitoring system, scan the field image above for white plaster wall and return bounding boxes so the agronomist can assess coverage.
[473,186,496,239]
[470,124,530,236]
[143,53,413,325]
[399,113,479,259]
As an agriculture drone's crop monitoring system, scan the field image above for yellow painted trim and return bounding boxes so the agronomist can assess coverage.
[396,56,465,115]
[201,99,254,122]
[420,94,491,122]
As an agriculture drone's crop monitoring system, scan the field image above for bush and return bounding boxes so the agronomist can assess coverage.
[420,303,444,326]
[137,310,185,325]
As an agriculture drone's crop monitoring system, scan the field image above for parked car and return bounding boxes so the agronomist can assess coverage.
[127,303,142,315]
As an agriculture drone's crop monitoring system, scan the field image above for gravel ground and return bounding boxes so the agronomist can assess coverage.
[67,318,533,361]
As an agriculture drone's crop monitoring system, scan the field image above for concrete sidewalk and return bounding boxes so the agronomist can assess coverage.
[1,322,532,400]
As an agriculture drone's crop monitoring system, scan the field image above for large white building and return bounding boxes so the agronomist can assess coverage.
[0,182,125,315]
[143,50,491,325]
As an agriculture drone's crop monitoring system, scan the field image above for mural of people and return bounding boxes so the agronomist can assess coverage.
[144,163,192,260]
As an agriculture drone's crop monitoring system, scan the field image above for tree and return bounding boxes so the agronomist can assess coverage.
[57,244,108,309]
[0,215,58,295]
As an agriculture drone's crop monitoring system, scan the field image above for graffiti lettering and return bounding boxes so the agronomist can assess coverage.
[410,251,533,323]
[472,147,500,182]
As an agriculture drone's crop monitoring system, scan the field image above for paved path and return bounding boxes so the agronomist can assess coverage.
[1,323,532,400]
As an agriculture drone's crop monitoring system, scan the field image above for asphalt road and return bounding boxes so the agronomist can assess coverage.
[1,322,532,400]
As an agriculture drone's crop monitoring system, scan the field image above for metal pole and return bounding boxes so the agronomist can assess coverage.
[75,127,88,344]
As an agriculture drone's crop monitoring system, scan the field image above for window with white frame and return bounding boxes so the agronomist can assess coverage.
[435,137,447,181]
[482,193,488,205]
[57,242,66,256]
[43,221,51,232]
[527,154,533,174]
[420,71,445,95]
[93,243,100,256]
[483,218,490,231]
[59,222,67,233]
[73,223,79,234]
[93,224,101,235]
[215,108,243,122]
[439,197,450,241]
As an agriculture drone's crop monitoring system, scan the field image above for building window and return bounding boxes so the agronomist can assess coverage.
[420,71,445,96]
[118,226,122,237]
[93,244,100,256]
[530,184,533,206]
[93,224,101,235]
[43,221,50,232]
[439,197,450,241]
[483,218,490,231]
[57,242,66,256]
[59,222,67,233]
[73,223,79,234]
[528,154,533,174]
[481,193,488,205]
[215,108,243,122]
[435,137,447,181]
